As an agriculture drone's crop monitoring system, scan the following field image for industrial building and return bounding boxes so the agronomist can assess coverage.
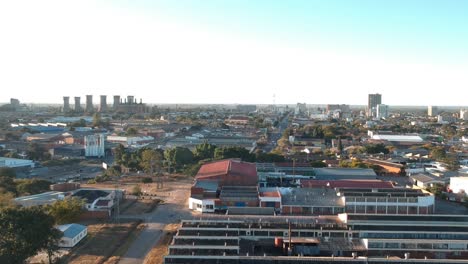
[165,214,468,263]
[84,133,105,157]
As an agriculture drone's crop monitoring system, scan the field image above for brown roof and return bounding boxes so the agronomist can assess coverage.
[260,190,281,198]
[301,180,394,189]
[196,159,257,179]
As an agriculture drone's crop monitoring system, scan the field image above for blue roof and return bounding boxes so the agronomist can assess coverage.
[58,223,87,238]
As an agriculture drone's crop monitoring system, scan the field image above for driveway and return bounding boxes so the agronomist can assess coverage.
[118,181,193,264]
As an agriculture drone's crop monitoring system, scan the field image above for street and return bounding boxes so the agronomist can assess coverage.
[118,181,193,264]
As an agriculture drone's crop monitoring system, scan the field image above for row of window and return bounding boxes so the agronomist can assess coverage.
[368,242,468,250]
[362,232,468,240]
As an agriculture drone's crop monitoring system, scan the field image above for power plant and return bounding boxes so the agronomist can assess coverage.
[74,97,81,112]
[63,96,70,112]
[86,95,93,112]
[62,95,147,114]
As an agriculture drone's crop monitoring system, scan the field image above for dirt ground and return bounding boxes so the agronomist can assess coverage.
[120,198,162,215]
[143,223,180,264]
[62,221,144,264]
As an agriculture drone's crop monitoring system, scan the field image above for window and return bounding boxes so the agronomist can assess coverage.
[368,242,383,248]
[385,243,399,249]
[206,205,214,209]
[196,204,202,209]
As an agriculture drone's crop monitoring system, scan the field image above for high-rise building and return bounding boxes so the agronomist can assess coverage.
[113,95,120,109]
[99,95,107,112]
[74,97,81,112]
[376,104,389,119]
[367,93,382,117]
[428,106,438,117]
[63,96,70,112]
[461,109,468,121]
[86,95,93,112]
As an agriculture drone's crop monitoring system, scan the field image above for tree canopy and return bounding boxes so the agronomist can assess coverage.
[45,197,85,225]
[0,206,61,264]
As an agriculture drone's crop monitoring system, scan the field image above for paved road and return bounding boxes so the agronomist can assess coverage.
[118,183,193,264]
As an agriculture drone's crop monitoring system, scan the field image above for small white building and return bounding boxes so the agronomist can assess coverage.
[0,157,35,168]
[57,223,87,248]
[84,133,105,157]
[450,177,468,194]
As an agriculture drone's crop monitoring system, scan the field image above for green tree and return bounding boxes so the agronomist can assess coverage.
[92,112,102,127]
[131,185,142,196]
[0,192,15,209]
[126,127,138,136]
[140,149,163,174]
[194,142,217,160]
[430,146,446,161]
[0,176,17,195]
[0,167,16,178]
[214,146,255,162]
[114,144,126,165]
[310,160,327,168]
[364,143,389,154]
[0,207,61,264]
[16,179,51,196]
[27,142,49,161]
[45,197,85,225]
[164,147,194,170]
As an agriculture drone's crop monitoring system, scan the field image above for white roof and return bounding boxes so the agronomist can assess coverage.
[371,134,423,142]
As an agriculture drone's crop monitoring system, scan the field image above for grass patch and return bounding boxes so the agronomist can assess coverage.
[63,220,142,264]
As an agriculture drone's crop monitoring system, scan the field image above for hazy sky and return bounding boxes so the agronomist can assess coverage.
[1,0,467,106]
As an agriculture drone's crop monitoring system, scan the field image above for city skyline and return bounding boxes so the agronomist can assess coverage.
[1,1,468,105]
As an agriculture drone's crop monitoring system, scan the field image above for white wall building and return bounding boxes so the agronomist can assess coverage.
[450,177,468,194]
[461,109,468,121]
[428,105,438,117]
[0,157,35,168]
[84,133,105,157]
[376,104,388,119]
[57,224,87,248]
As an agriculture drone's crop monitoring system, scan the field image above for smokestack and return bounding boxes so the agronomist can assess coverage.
[63,96,70,112]
[127,95,134,105]
[74,97,81,112]
[86,95,93,112]
[113,95,120,109]
[99,95,107,112]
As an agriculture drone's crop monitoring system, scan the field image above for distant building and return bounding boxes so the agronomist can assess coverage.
[450,177,468,194]
[74,97,82,112]
[10,98,20,109]
[85,95,93,112]
[367,93,381,117]
[63,96,70,112]
[0,157,35,168]
[99,95,107,112]
[428,105,438,116]
[236,104,256,113]
[461,109,468,121]
[376,104,388,119]
[57,224,87,248]
[295,103,307,115]
[113,95,148,114]
[84,134,105,158]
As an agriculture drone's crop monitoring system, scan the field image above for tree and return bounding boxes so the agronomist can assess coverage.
[194,142,217,160]
[0,192,15,209]
[430,146,446,161]
[0,167,16,178]
[310,161,327,168]
[45,197,85,225]
[27,142,49,161]
[364,143,389,154]
[140,149,163,174]
[0,207,61,264]
[0,176,17,195]
[214,146,255,162]
[16,179,51,196]
[131,185,142,196]
[126,127,138,136]
[164,147,194,170]
[92,112,102,127]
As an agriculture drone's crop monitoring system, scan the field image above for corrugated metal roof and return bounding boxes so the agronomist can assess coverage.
[58,223,87,239]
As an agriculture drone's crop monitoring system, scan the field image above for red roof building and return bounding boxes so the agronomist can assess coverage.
[196,159,258,186]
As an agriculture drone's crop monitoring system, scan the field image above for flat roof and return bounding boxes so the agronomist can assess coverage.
[282,188,344,207]
[15,191,64,202]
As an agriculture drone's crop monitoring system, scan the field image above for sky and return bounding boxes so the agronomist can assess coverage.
[0,0,467,106]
